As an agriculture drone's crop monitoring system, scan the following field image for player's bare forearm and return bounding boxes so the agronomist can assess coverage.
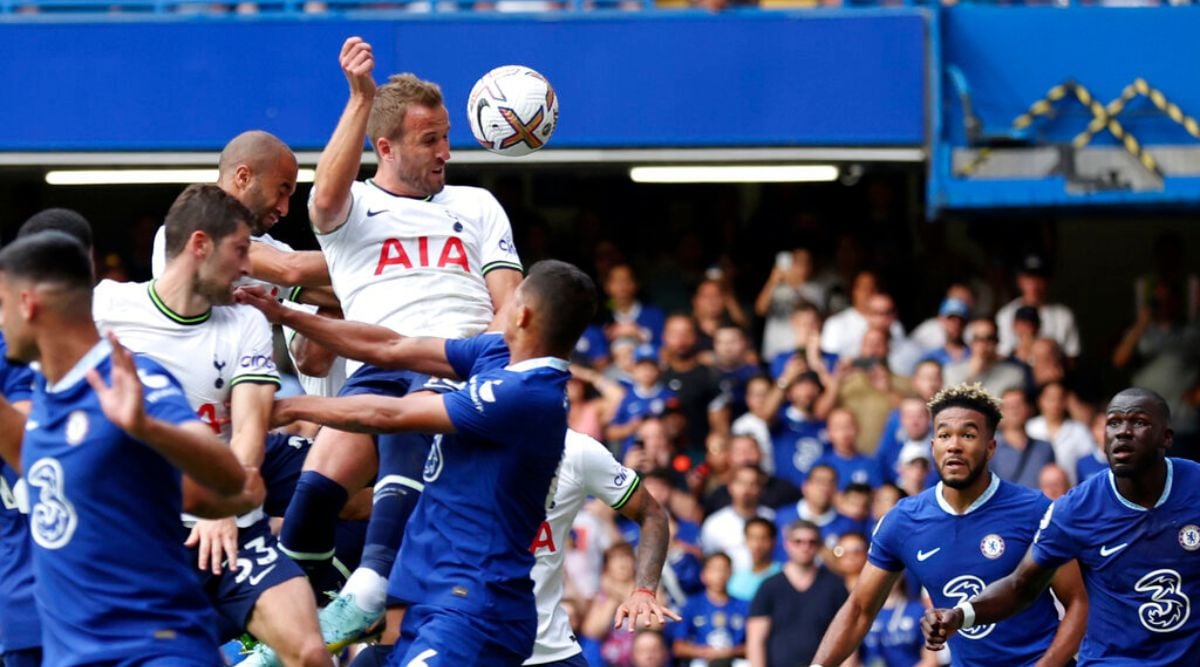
[1037,560,1087,667]
[295,286,341,310]
[813,564,900,666]
[250,245,331,289]
[275,307,458,379]
[230,382,275,468]
[182,468,265,518]
[484,268,522,330]
[273,392,455,435]
[974,552,1056,625]
[138,420,247,497]
[620,484,670,592]
[311,97,372,232]
[290,333,337,378]
[0,397,27,473]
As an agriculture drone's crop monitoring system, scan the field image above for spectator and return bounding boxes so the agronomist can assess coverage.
[828,329,913,453]
[773,464,866,555]
[728,518,782,603]
[700,465,775,571]
[607,346,679,449]
[767,368,831,488]
[602,335,641,385]
[861,578,937,667]
[755,247,827,361]
[767,305,836,382]
[1076,411,1109,483]
[944,318,1028,397]
[1029,337,1067,388]
[731,376,774,474]
[1038,463,1070,500]
[604,263,667,348]
[1026,381,1095,485]
[703,435,800,516]
[821,270,902,361]
[746,520,848,667]
[624,419,685,487]
[672,553,748,666]
[866,292,922,376]
[996,254,1081,360]
[693,279,748,353]
[875,360,943,484]
[661,314,730,456]
[1134,231,1199,322]
[877,397,932,487]
[895,441,933,498]
[917,297,971,367]
[712,326,761,419]
[568,365,625,441]
[831,532,869,591]
[990,387,1056,489]
[817,409,883,490]
[870,483,905,527]
[910,282,976,352]
[582,543,639,666]
[1007,305,1041,366]
[631,630,672,667]
[834,483,873,529]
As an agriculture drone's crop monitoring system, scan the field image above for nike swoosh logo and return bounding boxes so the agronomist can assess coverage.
[366,209,388,217]
[917,547,941,562]
[1100,543,1129,557]
[247,564,277,586]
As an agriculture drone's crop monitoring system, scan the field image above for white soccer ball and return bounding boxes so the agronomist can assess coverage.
[467,65,559,157]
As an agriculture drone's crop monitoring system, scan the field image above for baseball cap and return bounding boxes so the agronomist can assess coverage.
[899,441,931,466]
[1019,254,1049,277]
[938,297,971,319]
[1014,305,1041,327]
[634,344,659,365]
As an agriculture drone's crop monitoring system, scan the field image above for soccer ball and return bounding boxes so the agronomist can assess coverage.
[467,65,559,157]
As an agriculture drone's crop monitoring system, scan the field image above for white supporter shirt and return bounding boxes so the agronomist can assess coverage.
[315,180,521,375]
[528,431,641,665]
[700,505,775,572]
[93,279,280,527]
[152,226,297,302]
[995,298,1081,358]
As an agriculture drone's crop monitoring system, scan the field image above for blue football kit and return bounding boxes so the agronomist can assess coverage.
[386,333,570,666]
[23,341,220,665]
[1033,458,1200,665]
[870,474,1060,666]
[672,593,749,660]
[770,407,830,487]
[0,338,39,662]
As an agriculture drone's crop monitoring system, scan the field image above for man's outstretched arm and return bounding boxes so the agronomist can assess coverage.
[923,550,1058,651]
[813,562,901,666]
[237,286,458,380]
[272,392,454,436]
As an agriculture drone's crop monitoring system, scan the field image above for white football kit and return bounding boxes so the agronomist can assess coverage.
[528,430,641,664]
[92,279,280,526]
[314,180,521,374]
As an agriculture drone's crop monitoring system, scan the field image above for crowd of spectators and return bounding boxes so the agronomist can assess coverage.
[491,229,1199,666]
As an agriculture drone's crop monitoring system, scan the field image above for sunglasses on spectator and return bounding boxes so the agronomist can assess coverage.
[789,537,820,546]
[971,334,999,343]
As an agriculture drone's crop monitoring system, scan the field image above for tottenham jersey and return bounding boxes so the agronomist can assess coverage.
[93,280,280,526]
[314,181,521,373]
[152,226,298,302]
[281,301,348,398]
[870,474,1059,666]
[23,340,219,665]
[1033,458,1200,665]
[0,336,38,655]
[528,430,641,664]
[389,333,567,659]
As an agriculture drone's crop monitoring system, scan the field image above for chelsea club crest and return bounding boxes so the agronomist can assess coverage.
[980,533,1005,560]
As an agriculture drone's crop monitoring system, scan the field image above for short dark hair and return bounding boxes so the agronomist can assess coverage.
[703,551,733,568]
[806,463,838,485]
[521,260,597,355]
[0,231,93,292]
[744,516,777,539]
[1109,387,1172,421]
[787,519,820,537]
[18,208,94,251]
[164,184,254,259]
[928,382,1003,433]
[843,482,872,498]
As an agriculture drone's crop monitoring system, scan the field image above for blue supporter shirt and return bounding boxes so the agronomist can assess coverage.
[870,474,1059,666]
[772,501,866,560]
[23,341,220,665]
[817,450,882,490]
[388,333,569,657]
[770,407,830,487]
[0,338,38,656]
[672,592,749,659]
[1032,458,1200,665]
[862,598,926,667]
[1075,450,1107,484]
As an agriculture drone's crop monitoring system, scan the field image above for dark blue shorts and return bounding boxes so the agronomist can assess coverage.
[387,605,534,667]
[193,518,305,642]
[261,431,312,517]
[338,365,423,399]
